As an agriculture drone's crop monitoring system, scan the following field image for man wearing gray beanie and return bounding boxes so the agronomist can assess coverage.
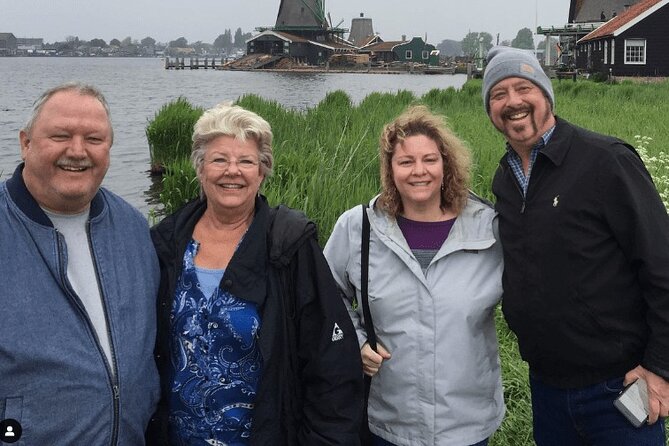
[483,45,669,445]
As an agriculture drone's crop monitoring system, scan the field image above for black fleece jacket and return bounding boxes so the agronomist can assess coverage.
[493,117,669,388]
[146,195,363,445]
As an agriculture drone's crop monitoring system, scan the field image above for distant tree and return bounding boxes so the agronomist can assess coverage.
[65,35,79,43]
[436,39,462,57]
[461,32,493,59]
[141,36,156,47]
[56,39,76,51]
[500,39,512,47]
[227,29,234,49]
[169,37,189,48]
[89,38,107,48]
[233,28,245,48]
[121,36,133,47]
[191,41,206,52]
[109,38,121,47]
[214,30,232,49]
[511,28,534,50]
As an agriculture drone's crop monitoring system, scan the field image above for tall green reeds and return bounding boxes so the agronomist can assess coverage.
[146,97,203,173]
[159,158,199,215]
[150,79,669,445]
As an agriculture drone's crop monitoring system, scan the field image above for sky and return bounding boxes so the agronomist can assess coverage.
[1,0,571,45]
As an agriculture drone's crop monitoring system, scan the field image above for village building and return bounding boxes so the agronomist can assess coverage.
[570,0,643,21]
[246,0,356,66]
[16,38,43,54]
[576,0,669,76]
[348,13,374,47]
[241,1,439,70]
[537,0,643,67]
[247,30,355,66]
[0,33,17,55]
[359,36,438,66]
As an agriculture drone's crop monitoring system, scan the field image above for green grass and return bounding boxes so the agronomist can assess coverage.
[153,79,669,444]
[146,97,204,171]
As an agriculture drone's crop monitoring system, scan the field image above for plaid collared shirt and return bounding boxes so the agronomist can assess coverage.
[506,125,556,197]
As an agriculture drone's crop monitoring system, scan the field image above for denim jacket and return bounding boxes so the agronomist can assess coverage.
[0,165,160,445]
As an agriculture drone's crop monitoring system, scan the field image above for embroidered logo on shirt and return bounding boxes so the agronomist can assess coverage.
[332,323,344,342]
[553,195,560,207]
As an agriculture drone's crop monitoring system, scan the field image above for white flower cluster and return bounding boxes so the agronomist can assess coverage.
[635,135,669,214]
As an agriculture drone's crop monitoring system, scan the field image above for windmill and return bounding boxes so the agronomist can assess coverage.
[247,0,353,66]
[275,0,329,29]
[272,0,348,42]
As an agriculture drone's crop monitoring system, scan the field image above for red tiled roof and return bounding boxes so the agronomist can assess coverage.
[579,0,667,41]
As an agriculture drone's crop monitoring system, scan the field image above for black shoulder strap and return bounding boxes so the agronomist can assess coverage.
[360,204,377,352]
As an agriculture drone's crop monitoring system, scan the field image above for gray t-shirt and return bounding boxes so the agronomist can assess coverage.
[44,208,114,375]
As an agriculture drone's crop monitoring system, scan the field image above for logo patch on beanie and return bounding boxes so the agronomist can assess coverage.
[520,63,535,74]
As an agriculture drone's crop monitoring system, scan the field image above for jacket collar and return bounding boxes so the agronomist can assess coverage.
[538,116,574,167]
[497,116,573,171]
[6,163,105,226]
[224,195,271,307]
[152,194,317,308]
[153,195,271,307]
[368,193,496,255]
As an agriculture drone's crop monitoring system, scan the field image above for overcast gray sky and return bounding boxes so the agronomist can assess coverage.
[1,0,570,45]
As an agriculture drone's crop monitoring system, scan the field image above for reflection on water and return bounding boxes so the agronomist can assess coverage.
[143,172,165,211]
[0,57,466,214]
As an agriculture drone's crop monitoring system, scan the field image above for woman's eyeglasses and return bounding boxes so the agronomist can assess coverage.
[206,157,259,171]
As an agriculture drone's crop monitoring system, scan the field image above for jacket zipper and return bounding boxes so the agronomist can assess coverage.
[501,160,527,213]
[86,222,120,446]
[55,228,120,446]
[515,174,527,214]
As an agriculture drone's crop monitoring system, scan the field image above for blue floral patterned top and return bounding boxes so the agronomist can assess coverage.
[168,239,262,445]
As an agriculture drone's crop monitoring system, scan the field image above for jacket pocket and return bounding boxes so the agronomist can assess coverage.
[1,396,23,444]
[2,396,23,423]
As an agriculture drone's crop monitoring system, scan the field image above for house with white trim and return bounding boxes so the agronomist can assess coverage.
[576,0,669,76]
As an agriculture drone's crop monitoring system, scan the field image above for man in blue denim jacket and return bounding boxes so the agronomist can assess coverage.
[0,82,160,445]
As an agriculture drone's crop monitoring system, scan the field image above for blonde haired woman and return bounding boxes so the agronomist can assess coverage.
[325,105,504,446]
[147,102,363,445]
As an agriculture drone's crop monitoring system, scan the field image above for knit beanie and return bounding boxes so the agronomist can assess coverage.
[482,46,554,114]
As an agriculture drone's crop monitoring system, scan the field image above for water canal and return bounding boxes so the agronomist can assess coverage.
[0,57,467,214]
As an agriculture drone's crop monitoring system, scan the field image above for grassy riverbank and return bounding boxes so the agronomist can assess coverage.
[151,79,669,444]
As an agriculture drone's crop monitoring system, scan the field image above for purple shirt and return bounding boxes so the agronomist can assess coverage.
[397,215,456,271]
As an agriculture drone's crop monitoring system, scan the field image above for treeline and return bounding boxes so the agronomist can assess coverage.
[35,28,255,57]
[28,26,551,59]
[437,28,558,59]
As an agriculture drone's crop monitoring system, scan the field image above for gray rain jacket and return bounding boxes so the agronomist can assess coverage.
[324,195,505,446]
